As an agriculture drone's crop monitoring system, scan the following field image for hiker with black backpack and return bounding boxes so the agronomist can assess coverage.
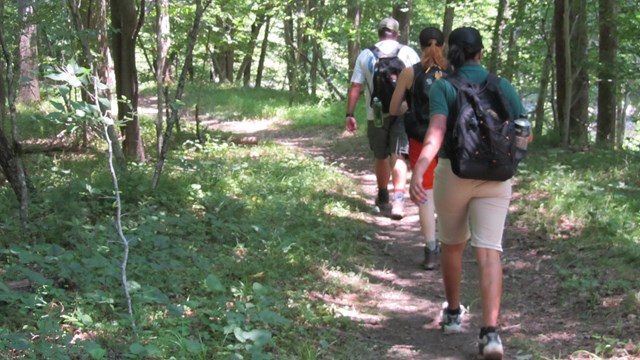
[408,27,532,360]
[389,27,448,270]
[345,17,420,220]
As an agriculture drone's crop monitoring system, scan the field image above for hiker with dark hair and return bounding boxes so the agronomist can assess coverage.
[389,27,448,270]
[409,27,531,360]
[345,17,420,220]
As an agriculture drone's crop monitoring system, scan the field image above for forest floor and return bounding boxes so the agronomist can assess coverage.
[204,117,637,360]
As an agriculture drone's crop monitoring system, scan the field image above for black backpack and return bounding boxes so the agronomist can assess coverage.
[369,44,405,113]
[445,73,519,181]
[405,63,446,142]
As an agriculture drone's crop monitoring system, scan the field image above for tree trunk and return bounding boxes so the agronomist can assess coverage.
[503,0,526,82]
[442,0,456,45]
[110,0,145,162]
[67,0,124,164]
[393,1,411,45]
[156,0,170,155]
[0,2,29,226]
[615,86,629,148]
[596,0,617,147]
[0,128,28,225]
[17,0,39,103]
[569,0,589,144]
[487,0,508,74]
[346,1,360,81]
[555,0,571,147]
[296,2,308,95]
[535,30,554,138]
[152,0,212,189]
[236,14,265,86]
[255,16,270,88]
[283,5,297,104]
[0,6,6,129]
[309,0,324,97]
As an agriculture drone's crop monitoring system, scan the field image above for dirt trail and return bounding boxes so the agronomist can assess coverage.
[207,118,633,360]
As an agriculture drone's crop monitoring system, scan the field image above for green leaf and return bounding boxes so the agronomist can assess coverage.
[129,342,147,355]
[45,73,66,82]
[205,274,225,292]
[99,116,114,125]
[257,309,290,326]
[9,335,31,351]
[167,304,184,316]
[79,313,93,326]
[83,341,106,359]
[98,96,111,109]
[51,101,67,112]
[235,329,272,346]
[22,269,52,286]
[185,339,203,354]
[126,281,141,293]
[170,100,185,110]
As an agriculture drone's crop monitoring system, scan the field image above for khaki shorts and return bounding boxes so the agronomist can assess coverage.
[433,158,512,251]
[367,114,409,160]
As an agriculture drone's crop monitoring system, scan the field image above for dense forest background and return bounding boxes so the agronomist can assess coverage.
[0,0,639,358]
[3,0,637,214]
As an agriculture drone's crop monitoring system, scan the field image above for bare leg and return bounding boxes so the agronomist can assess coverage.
[389,154,407,192]
[474,247,503,327]
[440,242,466,309]
[419,189,436,242]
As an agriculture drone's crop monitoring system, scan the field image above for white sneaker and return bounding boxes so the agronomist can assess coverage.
[390,191,405,220]
[439,302,466,334]
[478,331,503,359]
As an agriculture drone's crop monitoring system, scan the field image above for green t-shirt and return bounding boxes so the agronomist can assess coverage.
[428,63,525,158]
[429,63,525,118]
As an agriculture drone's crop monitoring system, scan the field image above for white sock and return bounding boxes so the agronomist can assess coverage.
[426,240,437,250]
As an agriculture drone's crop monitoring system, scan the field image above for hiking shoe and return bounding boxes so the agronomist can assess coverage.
[375,188,391,211]
[390,191,405,220]
[478,331,503,360]
[440,302,466,334]
[422,244,440,270]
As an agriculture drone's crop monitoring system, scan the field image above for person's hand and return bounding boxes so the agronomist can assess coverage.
[409,171,428,205]
[345,116,357,133]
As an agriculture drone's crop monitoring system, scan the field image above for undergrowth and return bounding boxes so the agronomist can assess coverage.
[0,127,375,358]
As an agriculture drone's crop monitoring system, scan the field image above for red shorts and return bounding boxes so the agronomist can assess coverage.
[409,138,437,190]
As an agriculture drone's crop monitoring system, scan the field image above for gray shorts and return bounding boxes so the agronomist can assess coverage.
[366,114,409,160]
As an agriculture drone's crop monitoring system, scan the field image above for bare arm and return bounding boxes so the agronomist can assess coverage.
[389,66,413,116]
[345,83,362,132]
[409,114,447,204]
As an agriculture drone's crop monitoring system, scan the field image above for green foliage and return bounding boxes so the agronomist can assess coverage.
[514,145,640,299]
[0,104,373,358]
[163,83,352,128]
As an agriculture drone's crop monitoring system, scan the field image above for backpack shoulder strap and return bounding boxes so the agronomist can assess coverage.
[391,43,403,57]
[485,73,514,120]
[485,73,501,91]
[370,43,403,58]
[446,73,469,89]
[411,63,423,80]
[369,45,380,59]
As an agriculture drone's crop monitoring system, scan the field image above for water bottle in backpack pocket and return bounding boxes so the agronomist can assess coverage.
[372,97,384,128]
[514,117,531,164]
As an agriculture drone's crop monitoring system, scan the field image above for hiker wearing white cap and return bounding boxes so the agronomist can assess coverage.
[345,17,419,220]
